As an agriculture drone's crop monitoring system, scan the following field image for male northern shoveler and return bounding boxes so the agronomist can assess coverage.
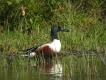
[24,25,69,58]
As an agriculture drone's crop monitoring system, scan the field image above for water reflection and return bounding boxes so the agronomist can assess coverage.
[34,60,62,77]
[0,52,106,80]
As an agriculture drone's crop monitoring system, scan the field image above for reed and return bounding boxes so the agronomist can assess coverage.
[0,0,106,80]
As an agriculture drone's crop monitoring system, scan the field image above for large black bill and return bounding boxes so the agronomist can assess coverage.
[60,27,70,32]
[58,26,70,32]
[61,28,70,32]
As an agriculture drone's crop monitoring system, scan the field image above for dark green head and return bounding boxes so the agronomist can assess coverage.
[51,25,69,40]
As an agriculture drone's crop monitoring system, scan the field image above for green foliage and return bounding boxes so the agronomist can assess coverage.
[0,0,105,31]
[0,0,106,54]
[0,1,106,80]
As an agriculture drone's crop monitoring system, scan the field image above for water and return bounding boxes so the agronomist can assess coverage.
[0,53,106,80]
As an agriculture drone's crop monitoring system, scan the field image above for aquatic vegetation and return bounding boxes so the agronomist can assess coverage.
[0,0,106,80]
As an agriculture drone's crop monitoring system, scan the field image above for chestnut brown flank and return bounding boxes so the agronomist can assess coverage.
[35,45,56,57]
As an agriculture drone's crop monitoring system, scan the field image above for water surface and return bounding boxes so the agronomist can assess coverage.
[0,52,106,80]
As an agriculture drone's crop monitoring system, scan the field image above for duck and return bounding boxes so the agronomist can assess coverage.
[23,25,69,58]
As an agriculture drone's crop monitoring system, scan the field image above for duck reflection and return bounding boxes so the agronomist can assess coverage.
[34,60,62,76]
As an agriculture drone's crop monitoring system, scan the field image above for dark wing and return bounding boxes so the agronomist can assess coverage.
[23,42,49,54]
[23,46,40,54]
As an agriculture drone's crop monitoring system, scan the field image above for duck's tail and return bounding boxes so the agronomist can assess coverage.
[19,46,39,57]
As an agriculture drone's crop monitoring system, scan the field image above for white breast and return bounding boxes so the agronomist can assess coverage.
[49,39,61,53]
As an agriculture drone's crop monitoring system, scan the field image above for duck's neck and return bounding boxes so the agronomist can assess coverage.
[52,36,58,41]
[51,33,58,41]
